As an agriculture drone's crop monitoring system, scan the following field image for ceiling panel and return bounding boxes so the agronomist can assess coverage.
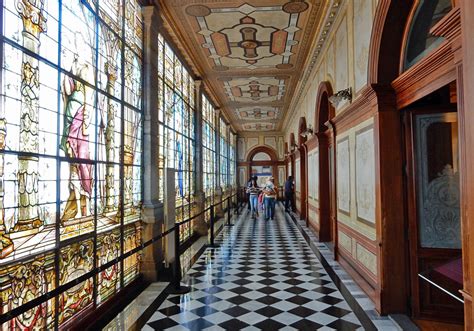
[159,0,328,132]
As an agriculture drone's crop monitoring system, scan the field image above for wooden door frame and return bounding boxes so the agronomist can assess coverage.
[403,105,463,322]
[315,82,335,243]
[298,117,309,222]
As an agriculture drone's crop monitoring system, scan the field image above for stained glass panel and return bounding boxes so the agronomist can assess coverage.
[202,95,216,222]
[157,33,196,243]
[1,0,143,327]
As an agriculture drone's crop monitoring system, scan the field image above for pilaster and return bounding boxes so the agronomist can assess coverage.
[193,80,207,235]
[141,5,164,281]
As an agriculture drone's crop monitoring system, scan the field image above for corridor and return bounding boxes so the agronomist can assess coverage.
[143,205,363,331]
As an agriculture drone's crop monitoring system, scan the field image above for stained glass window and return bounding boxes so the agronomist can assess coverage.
[1,0,143,328]
[219,118,229,192]
[230,132,237,190]
[157,33,196,243]
[202,95,216,222]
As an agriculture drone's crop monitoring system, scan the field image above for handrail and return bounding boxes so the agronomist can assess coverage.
[0,192,240,324]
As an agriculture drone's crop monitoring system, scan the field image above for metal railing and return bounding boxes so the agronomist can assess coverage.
[0,193,241,325]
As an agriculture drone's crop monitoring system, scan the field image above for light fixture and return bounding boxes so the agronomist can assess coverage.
[300,124,314,138]
[328,87,352,107]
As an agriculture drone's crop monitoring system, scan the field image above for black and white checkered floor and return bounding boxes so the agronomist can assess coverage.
[143,205,363,330]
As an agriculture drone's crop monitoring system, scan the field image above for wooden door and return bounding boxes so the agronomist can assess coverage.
[404,108,463,323]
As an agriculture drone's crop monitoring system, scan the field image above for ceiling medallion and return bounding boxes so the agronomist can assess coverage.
[282,1,309,14]
[185,5,211,17]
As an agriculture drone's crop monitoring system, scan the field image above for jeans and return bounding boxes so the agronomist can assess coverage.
[250,195,258,215]
[264,197,276,220]
[285,192,293,211]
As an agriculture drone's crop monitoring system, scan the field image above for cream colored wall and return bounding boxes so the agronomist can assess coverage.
[282,0,378,278]
[237,133,285,162]
[237,133,285,188]
[284,0,376,139]
[336,117,377,277]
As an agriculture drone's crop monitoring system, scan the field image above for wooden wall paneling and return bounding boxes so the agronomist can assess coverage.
[317,133,331,242]
[459,1,473,328]
[373,85,407,314]
[392,41,457,109]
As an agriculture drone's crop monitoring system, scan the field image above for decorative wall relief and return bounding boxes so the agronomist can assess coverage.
[239,167,246,186]
[264,137,277,151]
[295,158,301,194]
[307,150,319,200]
[356,243,377,276]
[355,126,375,225]
[337,138,350,214]
[237,138,246,161]
[247,137,259,151]
[278,166,286,187]
[277,137,284,159]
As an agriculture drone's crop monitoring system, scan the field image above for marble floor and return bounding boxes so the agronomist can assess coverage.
[142,205,366,331]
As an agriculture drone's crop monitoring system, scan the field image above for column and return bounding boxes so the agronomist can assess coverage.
[141,5,163,281]
[215,109,223,216]
[14,0,47,232]
[192,80,207,236]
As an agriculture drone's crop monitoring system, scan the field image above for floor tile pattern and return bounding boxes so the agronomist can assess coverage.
[144,206,363,330]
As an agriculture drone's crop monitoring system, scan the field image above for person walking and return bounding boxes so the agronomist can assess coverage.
[246,178,260,219]
[284,176,295,212]
[246,177,253,210]
[263,177,278,221]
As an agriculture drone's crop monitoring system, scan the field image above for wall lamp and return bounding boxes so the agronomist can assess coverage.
[328,87,352,107]
[290,143,298,151]
[300,124,314,138]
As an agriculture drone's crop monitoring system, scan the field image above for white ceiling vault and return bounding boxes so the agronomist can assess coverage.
[158,0,335,132]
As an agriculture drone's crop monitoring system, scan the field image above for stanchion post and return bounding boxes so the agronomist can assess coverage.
[226,197,234,227]
[209,205,219,248]
[167,223,190,294]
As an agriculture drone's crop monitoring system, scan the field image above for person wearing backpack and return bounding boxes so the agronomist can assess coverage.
[263,177,278,221]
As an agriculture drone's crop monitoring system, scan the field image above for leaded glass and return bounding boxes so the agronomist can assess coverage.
[157,33,196,243]
[0,0,143,327]
[220,118,229,191]
[202,95,216,223]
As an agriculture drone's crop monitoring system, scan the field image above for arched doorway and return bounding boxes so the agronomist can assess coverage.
[315,82,335,243]
[297,117,308,221]
[247,146,279,188]
[370,0,464,326]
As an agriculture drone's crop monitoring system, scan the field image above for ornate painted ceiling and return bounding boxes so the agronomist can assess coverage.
[158,0,328,132]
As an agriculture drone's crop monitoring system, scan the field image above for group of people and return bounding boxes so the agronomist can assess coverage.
[246,175,295,220]
[246,176,278,220]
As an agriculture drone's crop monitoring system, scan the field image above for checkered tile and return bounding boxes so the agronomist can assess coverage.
[144,205,363,330]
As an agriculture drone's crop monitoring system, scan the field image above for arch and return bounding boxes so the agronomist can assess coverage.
[246,145,278,162]
[314,81,335,133]
[368,0,414,84]
[246,145,279,188]
[313,81,336,243]
[298,116,307,146]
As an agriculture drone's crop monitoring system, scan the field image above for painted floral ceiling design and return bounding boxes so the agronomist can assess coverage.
[159,0,327,132]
